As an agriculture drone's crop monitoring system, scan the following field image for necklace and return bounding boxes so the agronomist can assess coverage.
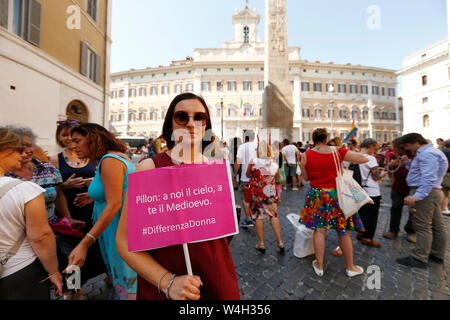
[64,156,86,166]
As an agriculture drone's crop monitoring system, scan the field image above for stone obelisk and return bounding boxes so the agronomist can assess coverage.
[263,0,294,140]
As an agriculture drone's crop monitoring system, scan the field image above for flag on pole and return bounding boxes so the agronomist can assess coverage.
[240,97,245,116]
[343,120,358,143]
[251,96,255,116]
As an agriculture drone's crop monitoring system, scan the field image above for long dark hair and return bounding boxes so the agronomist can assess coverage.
[162,92,213,151]
[71,123,127,162]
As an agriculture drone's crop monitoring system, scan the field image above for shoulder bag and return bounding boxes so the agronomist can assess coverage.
[0,179,26,275]
[331,147,374,219]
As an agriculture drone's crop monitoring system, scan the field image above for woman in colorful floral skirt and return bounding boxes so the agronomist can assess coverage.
[299,128,368,277]
[246,139,285,254]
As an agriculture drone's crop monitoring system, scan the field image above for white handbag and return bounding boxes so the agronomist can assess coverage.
[331,147,373,219]
[287,213,314,258]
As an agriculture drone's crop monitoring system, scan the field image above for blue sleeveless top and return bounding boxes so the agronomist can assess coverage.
[87,153,137,300]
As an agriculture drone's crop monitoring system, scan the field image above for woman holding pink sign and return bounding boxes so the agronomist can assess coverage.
[117,93,240,300]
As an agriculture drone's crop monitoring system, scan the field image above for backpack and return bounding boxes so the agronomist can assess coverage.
[349,163,362,186]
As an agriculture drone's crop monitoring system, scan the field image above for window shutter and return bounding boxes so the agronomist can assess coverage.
[27,0,41,47]
[95,53,101,84]
[80,41,88,76]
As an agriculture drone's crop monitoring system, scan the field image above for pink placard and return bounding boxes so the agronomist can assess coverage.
[127,160,238,252]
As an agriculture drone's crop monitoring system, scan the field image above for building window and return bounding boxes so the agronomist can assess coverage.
[259,81,264,91]
[81,42,101,84]
[0,0,8,28]
[390,112,396,120]
[315,109,321,119]
[313,83,321,92]
[129,88,136,98]
[339,109,346,119]
[186,83,193,92]
[422,75,427,86]
[162,85,169,95]
[216,81,223,92]
[338,84,346,93]
[423,114,430,127]
[201,82,210,92]
[352,110,357,120]
[381,87,385,96]
[228,107,236,117]
[384,133,388,142]
[111,91,117,99]
[119,89,125,98]
[381,112,388,120]
[138,111,146,121]
[328,109,334,119]
[372,86,379,95]
[301,82,310,91]
[243,26,249,43]
[361,85,368,95]
[151,86,158,96]
[175,84,182,94]
[66,100,89,123]
[302,109,310,118]
[86,0,98,22]
[228,81,236,91]
[139,87,146,97]
[9,0,42,46]
[350,84,357,94]
[362,110,368,120]
[373,111,380,120]
[149,110,157,121]
[389,88,396,97]
[128,112,136,122]
[422,97,428,104]
[243,81,252,91]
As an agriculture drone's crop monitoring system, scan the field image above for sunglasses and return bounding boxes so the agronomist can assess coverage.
[57,120,79,125]
[173,111,208,126]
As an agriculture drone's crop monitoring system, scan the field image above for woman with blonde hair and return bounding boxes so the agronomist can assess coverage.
[246,136,284,254]
[0,128,62,299]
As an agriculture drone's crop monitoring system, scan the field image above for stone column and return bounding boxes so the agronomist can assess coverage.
[263,0,294,141]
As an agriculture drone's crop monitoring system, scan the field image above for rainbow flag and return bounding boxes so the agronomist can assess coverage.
[343,121,358,143]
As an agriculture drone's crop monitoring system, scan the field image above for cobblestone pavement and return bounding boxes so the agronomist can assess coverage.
[61,181,450,300]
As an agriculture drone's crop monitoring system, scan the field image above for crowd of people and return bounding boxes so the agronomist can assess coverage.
[0,92,449,300]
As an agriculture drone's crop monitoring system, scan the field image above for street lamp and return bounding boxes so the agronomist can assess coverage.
[221,97,224,142]
[328,84,335,137]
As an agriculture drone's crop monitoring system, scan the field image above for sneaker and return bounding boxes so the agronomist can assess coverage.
[292,187,299,191]
[383,231,399,240]
[406,234,417,244]
[396,256,427,269]
[241,218,255,228]
[442,210,450,216]
[282,186,287,191]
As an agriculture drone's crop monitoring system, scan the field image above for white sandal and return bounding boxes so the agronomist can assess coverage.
[346,266,364,277]
[312,260,324,277]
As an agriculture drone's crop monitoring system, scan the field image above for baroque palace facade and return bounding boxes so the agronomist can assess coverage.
[109,7,402,144]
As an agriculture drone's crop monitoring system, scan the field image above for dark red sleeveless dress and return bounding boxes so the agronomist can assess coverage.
[136,152,241,300]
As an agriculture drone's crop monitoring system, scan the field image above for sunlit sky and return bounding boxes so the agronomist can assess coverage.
[111,0,448,92]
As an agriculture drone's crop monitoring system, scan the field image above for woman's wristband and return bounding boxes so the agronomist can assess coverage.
[165,273,177,300]
[86,233,96,243]
[157,271,171,296]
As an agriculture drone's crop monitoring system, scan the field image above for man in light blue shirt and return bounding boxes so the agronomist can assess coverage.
[396,133,448,269]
